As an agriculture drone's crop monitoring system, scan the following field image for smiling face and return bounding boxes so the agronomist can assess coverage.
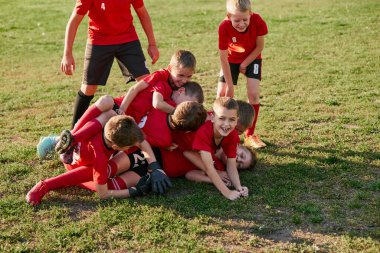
[168,66,194,89]
[212,104,238,137]
[229,10,251,33]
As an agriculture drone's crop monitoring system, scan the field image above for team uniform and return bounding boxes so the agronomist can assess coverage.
[113,69,174,123]
[193,121,240,162]
[75,0,150,85]
[218,13,268,84]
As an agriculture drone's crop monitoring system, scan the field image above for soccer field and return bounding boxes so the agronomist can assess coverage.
[0,0,379,251]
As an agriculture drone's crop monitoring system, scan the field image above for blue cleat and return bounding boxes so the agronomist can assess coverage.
[37,135,58,159]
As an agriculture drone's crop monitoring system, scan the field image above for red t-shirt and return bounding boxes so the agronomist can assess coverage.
[218,13,268,63]
[139,108,173,148]
[160,148,197,177]
[71,131,116,184]
[75,0,144,45]
[113,73,173,123]
[193,121,240,159]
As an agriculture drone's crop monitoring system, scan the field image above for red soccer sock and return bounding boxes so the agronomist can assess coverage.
[71,119,102,144]
[72,105,102,133]
[44,166,93,190]
[246,103,260,137]
[107,177,128,190]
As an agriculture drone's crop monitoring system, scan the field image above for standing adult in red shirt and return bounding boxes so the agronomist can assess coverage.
[217,0,268,148]
[61,0,159,128]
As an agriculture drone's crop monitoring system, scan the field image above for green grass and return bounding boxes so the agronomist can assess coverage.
[1,0,380,251]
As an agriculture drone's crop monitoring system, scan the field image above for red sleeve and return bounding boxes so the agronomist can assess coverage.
[221,130,240,158]
[75,0,90,15]
[254,14,268,36]
[193,124,213,153]
[153,81,172,100]
[218,19,229,50]
[131,0,144,9]
[143,69,169,86]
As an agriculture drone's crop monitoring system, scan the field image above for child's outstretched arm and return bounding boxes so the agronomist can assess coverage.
[198,151,240,200]
[239,36,265,74]
[134,6,159,64]
[118,81,149,114]
[219,49,234,97]
[152,91,175,113]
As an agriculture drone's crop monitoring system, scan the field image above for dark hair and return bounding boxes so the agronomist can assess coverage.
[183,81,204,104]
[236,100,254,130]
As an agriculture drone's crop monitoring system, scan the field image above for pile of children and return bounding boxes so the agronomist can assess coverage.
[27,0,267,205]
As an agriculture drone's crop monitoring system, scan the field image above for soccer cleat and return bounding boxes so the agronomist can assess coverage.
[26,181,49,206]
[37,135,58,159]
[55,130,74,154]
[59,147,74,165]
[244,134,267,149]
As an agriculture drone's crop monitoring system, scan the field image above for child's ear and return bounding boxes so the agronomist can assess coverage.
[211,112,215,123]
[178,87,185,94]
[167,64,172,72]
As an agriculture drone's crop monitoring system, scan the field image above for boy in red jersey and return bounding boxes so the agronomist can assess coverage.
[26,115,157,206]
[217,0,268,149]
[51,50,196,154]
[184,97,248,200]
[61,0,159,128]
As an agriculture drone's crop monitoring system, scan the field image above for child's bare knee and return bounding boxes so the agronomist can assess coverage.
[95,95,114,111]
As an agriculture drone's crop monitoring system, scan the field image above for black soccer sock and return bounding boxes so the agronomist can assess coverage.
[71,90,94,128]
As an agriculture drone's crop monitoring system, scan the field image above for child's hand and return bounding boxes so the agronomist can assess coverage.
[239,64,247,74]
[225,83,234,98]
[166,143,178,151]
[238,186,249,197]
[61,55,75,76]
[115,108,125,115]
[148,45,159,64]
[217,171,232,187]
[225,190,241,200]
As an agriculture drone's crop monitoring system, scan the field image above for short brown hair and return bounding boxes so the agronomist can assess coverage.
[171,101,207,131]
[237,100,254,130]
[170,50,196,70]
[183,81,204,104]
[213,97,239,116]
[104,115,144,148]
[226,0,251,14]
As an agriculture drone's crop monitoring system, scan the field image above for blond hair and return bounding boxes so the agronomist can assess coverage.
[226,0,251,14]
[104,115,144,148]
[171,101,207,131]
[170,50,196,70]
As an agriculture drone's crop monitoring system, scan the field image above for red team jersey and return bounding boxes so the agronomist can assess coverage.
[71,132,116,185]
[113,70,173,124]
[193,121,240,160]
[75,0,144,45]
[218,13,268,63]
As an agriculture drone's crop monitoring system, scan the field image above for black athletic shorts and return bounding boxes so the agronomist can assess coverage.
[219,58,262,85]
[83,40,150,86]
[127,150,149,177]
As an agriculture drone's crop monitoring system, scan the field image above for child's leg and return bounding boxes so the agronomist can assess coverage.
[26,165,93,206]
[245,78,266,148]
[72,95,115,133]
